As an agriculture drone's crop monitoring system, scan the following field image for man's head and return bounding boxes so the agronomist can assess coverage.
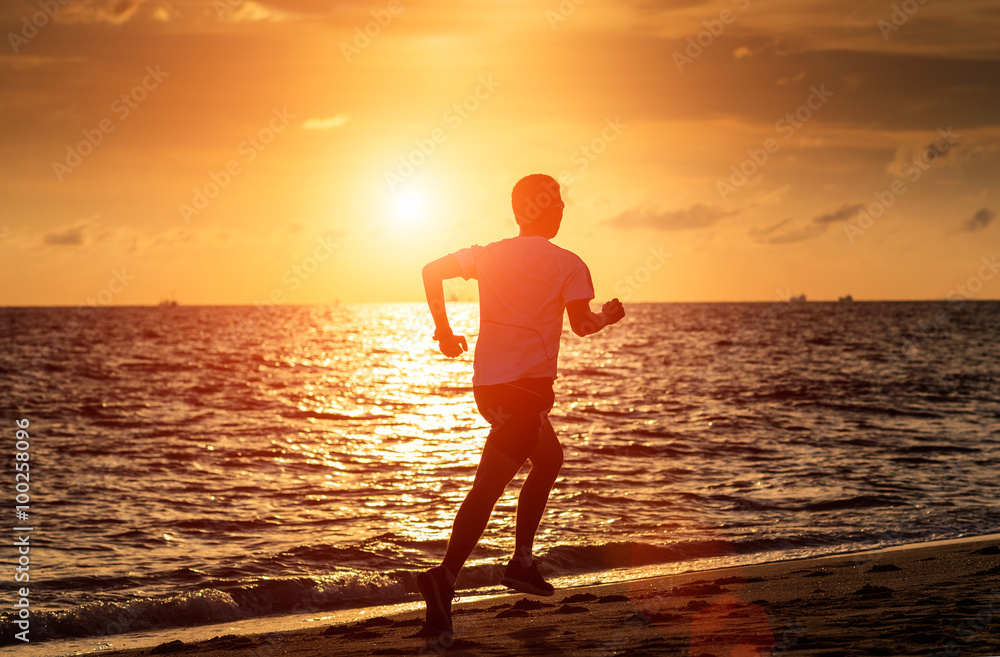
[512,173,564,239]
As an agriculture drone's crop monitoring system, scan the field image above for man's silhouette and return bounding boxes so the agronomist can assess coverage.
[418,173,625,637]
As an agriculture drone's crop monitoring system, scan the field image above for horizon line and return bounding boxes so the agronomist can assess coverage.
[2,298,998,309]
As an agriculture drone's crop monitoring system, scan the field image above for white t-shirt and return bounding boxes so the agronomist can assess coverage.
[451,236,595,386]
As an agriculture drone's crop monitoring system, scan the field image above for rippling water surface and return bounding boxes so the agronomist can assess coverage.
[1,301,998,645]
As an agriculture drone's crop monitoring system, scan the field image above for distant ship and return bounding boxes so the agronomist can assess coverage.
[158,291,179,307]
[789,293,807,303]
[838,294,854,303]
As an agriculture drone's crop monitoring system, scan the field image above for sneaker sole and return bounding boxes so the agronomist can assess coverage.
[417,571,453,631]
[500,576,554,597]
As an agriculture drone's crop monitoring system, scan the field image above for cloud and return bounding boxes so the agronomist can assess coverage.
[775,70,806,86]
[225,1,296,23]
[303,114,351,130]
[57,0,145,25]
[750,203,863,244]
[813,203,864,224]
[964,207,996,231]
[750,221,824,244]
[0,56,86,71]
[607,203,734,230]
[886,131,958,177]
[749,217,825,244]
[42,222,90,246]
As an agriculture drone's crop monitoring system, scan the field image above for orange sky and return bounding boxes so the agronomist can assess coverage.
[1,0,998,305]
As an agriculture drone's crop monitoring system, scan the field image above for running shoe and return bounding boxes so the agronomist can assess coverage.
[501,559,555,596]
[417,565,455,635]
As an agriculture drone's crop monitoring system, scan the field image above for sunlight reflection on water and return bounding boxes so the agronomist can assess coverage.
[1,301,998,642]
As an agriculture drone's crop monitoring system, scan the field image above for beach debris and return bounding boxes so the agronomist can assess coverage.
[854,584,893,598]
[803,569,833,577]
[512,597,554,610]
[562,592,599,603]
[597,594,630,603]
[201,635,254,649]
[149,640,186,654]
[496,608,530,618]
[677,583,724,596]
[389,618,422,628]
[646,611,682,623]
[553,603,589,614]
[868,563,902,572]
[973,565,1000,577]
[972,545,1000,555]
[342,629,381,639]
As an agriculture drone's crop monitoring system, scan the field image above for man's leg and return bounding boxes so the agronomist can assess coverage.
[441,442,524,578]
[513,417,563,565]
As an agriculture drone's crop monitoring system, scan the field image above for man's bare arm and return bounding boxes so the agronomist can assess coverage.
[422,255,468,357]
[566,298,625,337]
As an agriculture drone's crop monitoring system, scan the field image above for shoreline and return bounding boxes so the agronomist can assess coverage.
[57,533,1000,657]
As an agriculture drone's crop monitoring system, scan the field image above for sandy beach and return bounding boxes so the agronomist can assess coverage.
[93,534,1000,657]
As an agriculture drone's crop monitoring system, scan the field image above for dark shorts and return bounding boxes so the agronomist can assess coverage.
[473,377,555,463]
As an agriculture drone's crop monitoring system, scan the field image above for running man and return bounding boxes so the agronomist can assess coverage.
[418,173,625,637]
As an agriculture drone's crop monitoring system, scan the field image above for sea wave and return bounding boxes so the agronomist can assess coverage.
[2,302,998,647]
[0,528,956,645]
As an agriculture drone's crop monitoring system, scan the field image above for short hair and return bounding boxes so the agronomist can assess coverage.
[511,174,562,225]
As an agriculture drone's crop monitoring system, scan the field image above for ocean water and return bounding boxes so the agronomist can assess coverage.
[1,301,998,648]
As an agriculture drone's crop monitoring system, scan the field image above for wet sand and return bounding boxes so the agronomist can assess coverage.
[103,535,1000,656]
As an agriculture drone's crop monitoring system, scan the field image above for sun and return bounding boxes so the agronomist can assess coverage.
[390,187,428,227]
